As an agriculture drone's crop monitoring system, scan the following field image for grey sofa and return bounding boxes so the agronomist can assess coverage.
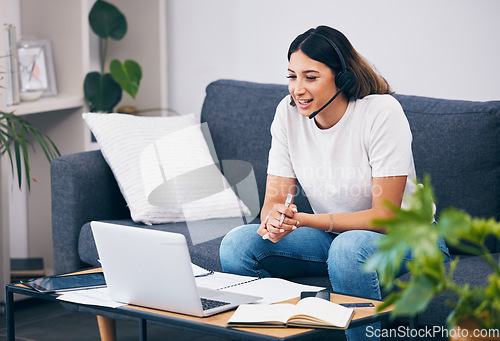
[51,79,500,329]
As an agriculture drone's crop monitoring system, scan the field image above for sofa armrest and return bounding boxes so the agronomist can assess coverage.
[51,150,129,274]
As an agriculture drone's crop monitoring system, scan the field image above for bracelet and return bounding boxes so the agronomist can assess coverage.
[326,213,334,233]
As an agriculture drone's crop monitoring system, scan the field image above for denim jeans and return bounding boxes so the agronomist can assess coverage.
[219,224,450,341]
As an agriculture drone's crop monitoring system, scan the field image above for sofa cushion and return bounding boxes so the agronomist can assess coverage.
[83,112,250,225]
[394,95,500,253]
[394,95,500,220]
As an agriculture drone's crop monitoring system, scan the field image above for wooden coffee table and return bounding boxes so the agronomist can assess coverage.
[5,268,392,341]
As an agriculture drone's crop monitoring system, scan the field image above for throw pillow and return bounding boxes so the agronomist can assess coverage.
[83,113,250,225]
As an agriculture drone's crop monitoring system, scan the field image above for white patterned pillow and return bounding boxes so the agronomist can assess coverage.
[83,113,250,224]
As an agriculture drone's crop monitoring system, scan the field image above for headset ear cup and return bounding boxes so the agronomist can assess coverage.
[335,70,356,91]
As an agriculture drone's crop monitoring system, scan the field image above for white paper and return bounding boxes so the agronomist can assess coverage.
[222,277,325,304]
[191,263,212,277]
[195,271,325,304]
[228,303,294,324]
[57,287,125,308]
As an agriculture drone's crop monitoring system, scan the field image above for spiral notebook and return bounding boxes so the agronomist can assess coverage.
[195,270,325,304]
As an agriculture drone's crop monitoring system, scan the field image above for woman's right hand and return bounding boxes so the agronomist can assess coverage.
[257,204,299,242]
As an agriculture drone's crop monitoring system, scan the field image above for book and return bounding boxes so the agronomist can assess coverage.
[194,270,325,304]
[227,297,354,329]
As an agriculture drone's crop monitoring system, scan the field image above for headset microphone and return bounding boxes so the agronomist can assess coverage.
[308,80,352,119]
[306,31,356,120]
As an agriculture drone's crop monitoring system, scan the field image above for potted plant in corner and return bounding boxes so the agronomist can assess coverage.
[0,110,60,190]
[365,175,500,339]
[84,0,142,113]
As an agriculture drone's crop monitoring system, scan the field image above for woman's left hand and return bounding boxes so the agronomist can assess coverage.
[257,204,300,243]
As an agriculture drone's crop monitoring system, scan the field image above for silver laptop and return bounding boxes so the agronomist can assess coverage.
[90,221,261,317]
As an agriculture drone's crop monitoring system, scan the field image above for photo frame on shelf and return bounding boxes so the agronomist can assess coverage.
[17,39,57,98]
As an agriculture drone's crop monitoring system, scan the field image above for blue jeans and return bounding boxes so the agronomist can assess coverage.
[219,224,450,341]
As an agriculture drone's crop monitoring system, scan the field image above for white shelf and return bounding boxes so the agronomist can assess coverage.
[0,0,168,304]
[7,95,85,116]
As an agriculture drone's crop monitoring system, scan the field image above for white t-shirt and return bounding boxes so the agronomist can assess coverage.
[267,94,416,214]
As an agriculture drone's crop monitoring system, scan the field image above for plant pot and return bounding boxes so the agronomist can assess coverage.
[449,317,500,341]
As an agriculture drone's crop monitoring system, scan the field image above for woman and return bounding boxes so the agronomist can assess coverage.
[219,26,449,340]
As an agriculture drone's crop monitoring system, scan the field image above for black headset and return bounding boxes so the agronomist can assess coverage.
[312,31,355,91]
[307,31,356,119]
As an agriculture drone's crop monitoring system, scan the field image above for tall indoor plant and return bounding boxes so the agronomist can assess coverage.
[84,0,142,113]
[0,110,60,190]
[366,176,500,332]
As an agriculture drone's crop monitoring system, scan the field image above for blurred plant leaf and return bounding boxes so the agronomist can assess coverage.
[366,175,440,288]
[109,59,142,99]
[436,208,472,247]
[0,111,60,190]
[366,174,500,328]
[84,72,122,112]
[89,0,127,40]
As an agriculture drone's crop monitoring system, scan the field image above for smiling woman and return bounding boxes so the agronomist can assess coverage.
[286,26,392,119]
[219,25,451,341]
[287,51,344,128]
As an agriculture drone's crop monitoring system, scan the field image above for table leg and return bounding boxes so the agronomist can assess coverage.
[5,286,15,341]
[139,319,147,341]
[97,316,116,341]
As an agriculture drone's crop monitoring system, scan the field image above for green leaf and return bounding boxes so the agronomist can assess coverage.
[436,208,472,247]
[366,177,441,288]
[19,120,31,190]
[109,59,142,99]
[0,111,60,190]
[84,72,122,112]
[469,217,500,244]
[366,174,500,327]
[365,246,406,289]
[9,118,23,189]
[89,0,127,40]
[0,116,15,170]
[376,291,401,314]
[391,274,437,316]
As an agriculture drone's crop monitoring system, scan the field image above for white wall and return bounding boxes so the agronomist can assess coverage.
[167,0,500,118]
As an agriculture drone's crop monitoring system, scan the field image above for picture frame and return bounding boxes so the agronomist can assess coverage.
[17,39,57,97]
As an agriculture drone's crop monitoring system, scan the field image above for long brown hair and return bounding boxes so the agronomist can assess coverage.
[288,26,393,100]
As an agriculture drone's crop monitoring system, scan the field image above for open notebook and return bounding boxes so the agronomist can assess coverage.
[227,297,355,329]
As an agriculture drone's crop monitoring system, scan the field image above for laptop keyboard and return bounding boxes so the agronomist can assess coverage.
[201,297,230,311]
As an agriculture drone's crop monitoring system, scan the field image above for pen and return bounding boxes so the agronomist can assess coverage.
[195,271,214,278]
[340,303,374,308]
[279,193,293,226]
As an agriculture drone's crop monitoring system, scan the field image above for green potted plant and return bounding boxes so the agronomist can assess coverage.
[84,0,142,113]
[365,175,500,336]
[0,110,60,190]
